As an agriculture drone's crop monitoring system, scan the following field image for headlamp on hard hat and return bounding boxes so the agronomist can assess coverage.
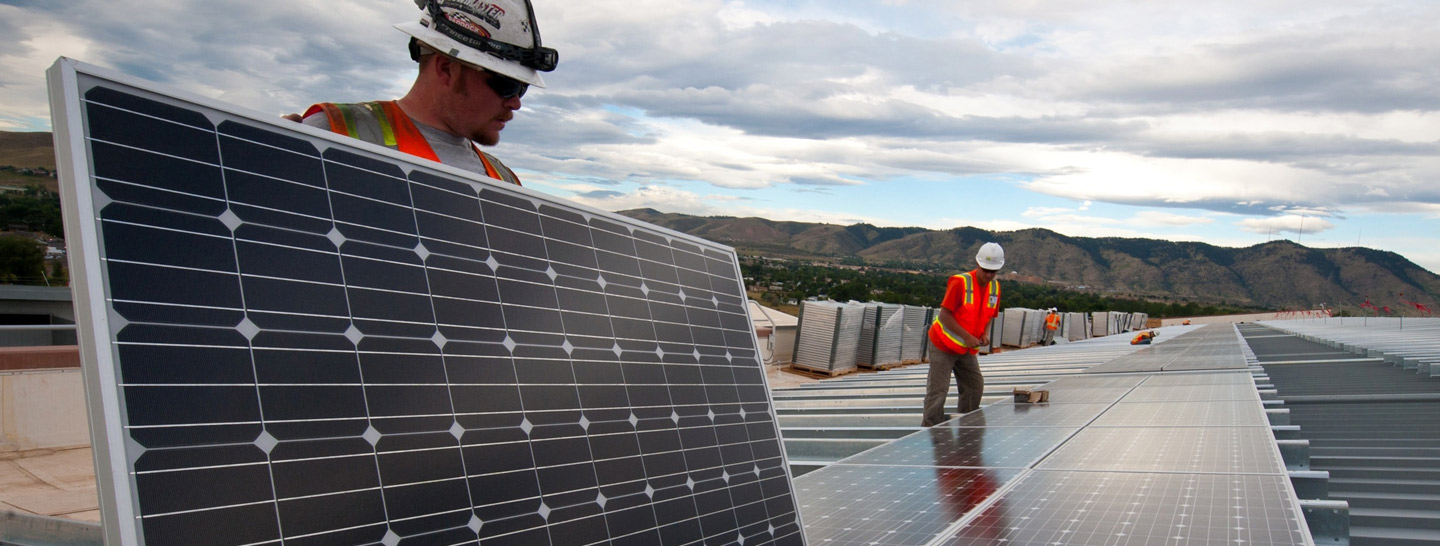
[419,0,558,72]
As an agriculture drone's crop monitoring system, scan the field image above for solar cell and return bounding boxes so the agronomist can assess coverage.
[839,426,1076,468]
[1036,427,1284,474]
[993,387,1131,404]
[51,60,804,546]
[1141,372,1255,387]
[955,402,1112,428]
[936,471,1309,546]
[1084,325,1251,374]
[795,465,1020,546]
[1091,401,1268,427]
[1040,375,1146,389]
[1121,383,1261,402]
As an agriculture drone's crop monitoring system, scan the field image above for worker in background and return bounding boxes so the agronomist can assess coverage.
[1131,330,1158,345]
[298,0,557,185]
[921,242,1005,427]
[1042,308,1060,345]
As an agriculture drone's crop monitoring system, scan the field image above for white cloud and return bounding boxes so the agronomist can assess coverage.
[0,6,97,129]
[1132,211,1215,227]
[1236,215,1337,235]
[4,0,1439,273]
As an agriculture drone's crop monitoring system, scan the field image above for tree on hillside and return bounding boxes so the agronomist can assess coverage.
[0,185,63,235]
[0,235,45,284]
[829,280,871,302]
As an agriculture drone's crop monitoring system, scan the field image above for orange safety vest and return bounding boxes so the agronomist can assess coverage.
[928,271,1001,355]
[303,101,521,185]
[1045,313,1060,331]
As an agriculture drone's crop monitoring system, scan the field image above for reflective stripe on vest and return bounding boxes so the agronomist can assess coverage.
[303,101,519,185]
[931,317,970,349]
[953,273,1001,310]
[957,273,974,306]
[930,272,999,354]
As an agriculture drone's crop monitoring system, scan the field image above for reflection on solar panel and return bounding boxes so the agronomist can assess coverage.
[1085,324,1250,373]
[1122,382,1261,402]
[935,471,1308,546]
[1038,427,1283,474]
[1141,371,1256,387]
[50,59,803,546]
[1041,375,1146,389]
[797,465,1020,546]
[955,402,1112,428]
[784,327,1314,545]
[1091,400,1268,427]
[841,426,1076,468]
[995,387,1131,404]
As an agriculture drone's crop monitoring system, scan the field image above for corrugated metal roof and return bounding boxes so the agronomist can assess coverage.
[1246,318,1440,546]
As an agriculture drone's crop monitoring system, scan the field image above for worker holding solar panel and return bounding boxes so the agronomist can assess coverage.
[921,242,1005,427]
[299,0,556,186]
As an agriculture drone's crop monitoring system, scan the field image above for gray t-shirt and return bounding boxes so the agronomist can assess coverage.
[302,105,509,180]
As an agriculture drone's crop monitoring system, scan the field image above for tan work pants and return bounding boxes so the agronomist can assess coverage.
[921,340,983,426]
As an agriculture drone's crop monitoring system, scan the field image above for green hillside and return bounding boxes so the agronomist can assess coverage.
[620,209,1440,314]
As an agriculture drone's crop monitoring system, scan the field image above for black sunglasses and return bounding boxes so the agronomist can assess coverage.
[485,72,528,99]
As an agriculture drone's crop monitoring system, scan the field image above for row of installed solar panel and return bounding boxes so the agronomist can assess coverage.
[793,324,1313,546]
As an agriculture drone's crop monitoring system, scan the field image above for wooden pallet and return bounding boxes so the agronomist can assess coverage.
[782,364,857,378]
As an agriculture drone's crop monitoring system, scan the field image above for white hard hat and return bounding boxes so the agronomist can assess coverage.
[397,0,557,88]
[976,242,1005,270]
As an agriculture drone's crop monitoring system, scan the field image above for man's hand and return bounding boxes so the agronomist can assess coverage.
[960,330,982,349]
[281,113,303,122]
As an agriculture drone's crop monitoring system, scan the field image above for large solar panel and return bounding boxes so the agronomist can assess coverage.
[796,465,1021,546]
[1085,325,1250,374]
[787,346,1309,545]
[1036,426,1283,474]
[1121,382,1261,402]
[1091,400,1269,427]
[935,471,1309,546]
[1040,375,1146,389]
[954,402,1111,428]
[50,59,804,546]
[840,426,1076,468]
[993,386,1131,404]
[1141,371,1255,387]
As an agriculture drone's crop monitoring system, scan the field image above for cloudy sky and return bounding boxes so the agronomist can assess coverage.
[4,0,1439,275]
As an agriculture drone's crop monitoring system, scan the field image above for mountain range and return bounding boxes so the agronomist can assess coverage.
[618,209,1440,312]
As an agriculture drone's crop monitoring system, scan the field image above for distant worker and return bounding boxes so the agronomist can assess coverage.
[922,242,1005,427]
[1131,330,1158,345]
[298,0,557,184]
[1042,308,1060,345]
